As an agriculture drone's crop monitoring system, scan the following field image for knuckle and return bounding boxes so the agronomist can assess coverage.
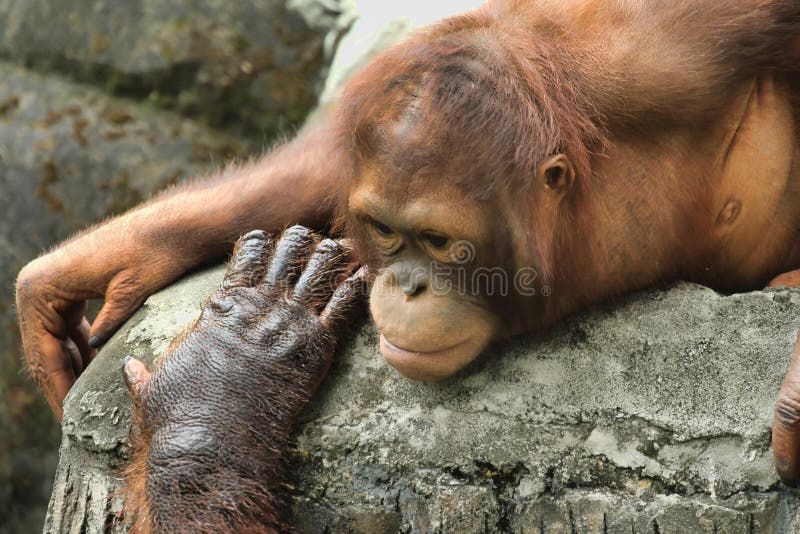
[15,261,47,300]
[335,276,365,300]
[337,238,356,251]
[774,454,796,479]
[305,274,339,298]
[233,234,270,259]
[219,285,256,303]
[208,296,237,316]
[205,287,262,322]
[15,266,59,338]
[108,273,145,305]
[223,266,264,288]
[285,224,311,236]
[204,299,249,326]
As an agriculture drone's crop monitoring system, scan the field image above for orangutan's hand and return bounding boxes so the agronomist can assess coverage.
[15,237,186,419]
[121,227,367,533]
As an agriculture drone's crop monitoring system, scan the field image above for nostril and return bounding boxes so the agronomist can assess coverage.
[403,283,426,298]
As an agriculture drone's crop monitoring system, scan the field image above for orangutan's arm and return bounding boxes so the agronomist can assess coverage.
[15,114,346,418]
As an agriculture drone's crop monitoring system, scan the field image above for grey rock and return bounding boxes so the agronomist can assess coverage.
[0,0,349,136]
[46,265,800,532]
[0,62,249,533]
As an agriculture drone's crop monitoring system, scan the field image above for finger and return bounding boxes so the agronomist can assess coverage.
[24,301,84,375]
[320,266,370,331]
[45,394,64,421]
[773,391,800,482]
[89,276,147,348]
[39,335,78,419]
[44,369,74,421]
[262,225,318,289]
[122,356,152,400]
[59,300,87,335]
[72,317,96,370]
[293,239,356,310]
[223,230,274,289]
[65,338,83,375]
[89,301,133,348]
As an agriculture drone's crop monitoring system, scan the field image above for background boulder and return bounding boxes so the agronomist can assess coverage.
[0,0,349,136]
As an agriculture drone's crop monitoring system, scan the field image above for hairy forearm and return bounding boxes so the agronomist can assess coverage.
[14,113,345,401]
[57,116,343,276]
[129,357,325,533]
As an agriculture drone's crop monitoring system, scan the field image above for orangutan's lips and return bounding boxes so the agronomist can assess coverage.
[379,334,466,359]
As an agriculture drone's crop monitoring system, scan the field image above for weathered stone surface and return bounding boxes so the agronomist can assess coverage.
[0,63,249,533]
[0,0,349,135]
[46,265,800,532]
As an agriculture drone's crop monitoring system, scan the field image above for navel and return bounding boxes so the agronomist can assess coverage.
[716,198,742,226]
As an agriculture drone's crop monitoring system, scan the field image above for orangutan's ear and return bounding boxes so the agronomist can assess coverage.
[538,154,575,194]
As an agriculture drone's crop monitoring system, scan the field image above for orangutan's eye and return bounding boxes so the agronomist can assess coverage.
[372,220,395,236]
[423,232,449,250]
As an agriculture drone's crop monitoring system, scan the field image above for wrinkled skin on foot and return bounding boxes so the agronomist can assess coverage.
[768,273,800,486]
[122,227,367,533]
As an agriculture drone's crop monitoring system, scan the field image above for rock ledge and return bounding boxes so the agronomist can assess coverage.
[46,266,800,533]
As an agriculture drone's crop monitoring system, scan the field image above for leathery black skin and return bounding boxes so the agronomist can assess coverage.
[122,226,368,533]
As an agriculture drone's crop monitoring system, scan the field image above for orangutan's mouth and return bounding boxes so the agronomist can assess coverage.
[379,334,467,360]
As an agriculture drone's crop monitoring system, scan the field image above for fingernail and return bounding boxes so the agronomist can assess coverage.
[89,335,107,348]
[123,355,131,367]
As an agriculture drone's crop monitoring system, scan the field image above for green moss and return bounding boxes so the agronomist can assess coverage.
[173,17,189,31]
[89,33,111,56]
[230,34,251,53]
[159,40,177,63]
[103,70,125,94]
